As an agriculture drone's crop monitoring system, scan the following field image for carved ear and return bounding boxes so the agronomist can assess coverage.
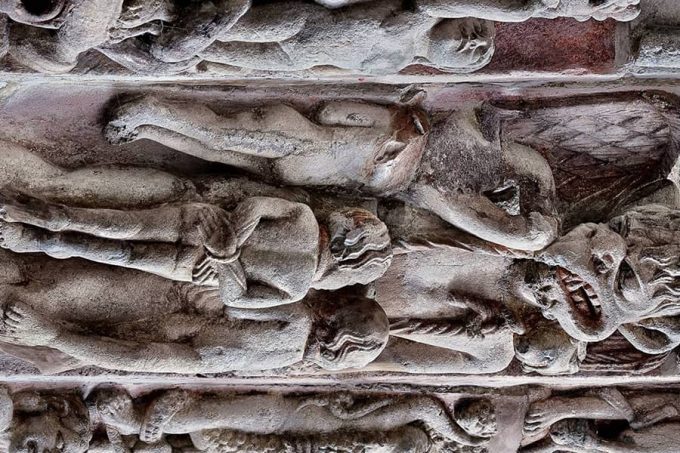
[0,387,13,432]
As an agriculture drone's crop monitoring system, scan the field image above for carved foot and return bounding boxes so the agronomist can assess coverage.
[140,389,191,444]
[524,399,567,435]
[0,220,33,251]
[0,301,59,347]
[105,96,169,145]
[0,191,67,230]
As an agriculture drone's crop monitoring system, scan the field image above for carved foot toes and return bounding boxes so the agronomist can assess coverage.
[1,301,53,346]
[0,220,38,253]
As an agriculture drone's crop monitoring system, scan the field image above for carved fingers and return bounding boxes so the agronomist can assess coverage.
[197,207,238,263]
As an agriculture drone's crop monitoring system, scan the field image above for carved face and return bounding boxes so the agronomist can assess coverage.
[454,399,497,439]
[8,394,90,453]
[514,323,586,375]
[531,222,651,342]
[425,19,494,72]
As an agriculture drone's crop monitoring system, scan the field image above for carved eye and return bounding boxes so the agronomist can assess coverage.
[616,259,640,294]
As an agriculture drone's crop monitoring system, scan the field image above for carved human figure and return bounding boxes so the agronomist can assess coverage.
[165,2,495,74]
[150,0,640,72]
[0,285,390,373]
[0,192,392,308]
[372,193,680,370]
[5,0,194,74]
[90,388,493,449]
[0,388,91,453]
[105,97,560,251]
[105,92,680,252]
[370,296,586,375]
[521,388,680,452]
[315,0,639,21]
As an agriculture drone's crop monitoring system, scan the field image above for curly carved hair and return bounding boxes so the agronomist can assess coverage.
[609,204,680,317]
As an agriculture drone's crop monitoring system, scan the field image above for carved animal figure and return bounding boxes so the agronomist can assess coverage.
[91,388,493,449]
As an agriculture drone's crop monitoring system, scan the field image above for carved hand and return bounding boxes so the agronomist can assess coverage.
[197,207,238,262]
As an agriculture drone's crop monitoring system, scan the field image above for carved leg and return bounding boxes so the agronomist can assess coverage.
[132,125,269,174]
[0,220,198,282]
[328,395,487,447]
[106,97,328,161]
[0,193,184,242]
[94,388,145,436]
[97,40,202,75]
[199,41,302,71]
[149,0,250,63]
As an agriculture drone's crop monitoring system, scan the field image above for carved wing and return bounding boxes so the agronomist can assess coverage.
[499,95,674,227]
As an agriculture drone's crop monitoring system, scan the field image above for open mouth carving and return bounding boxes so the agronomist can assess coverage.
[556,267,602,318]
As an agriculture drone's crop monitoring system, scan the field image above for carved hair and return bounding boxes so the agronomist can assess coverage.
[609,204,680,317]
[320,208,392,288]
[304,289,390,371]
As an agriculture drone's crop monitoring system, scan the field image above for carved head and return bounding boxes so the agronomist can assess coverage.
[454,399,497,439]
[549,419,591,448]
[514,322,586,375]
[4,391,90,453]
[533,205,680,343]
[314,208,392,290]
[423,19,494,73]
[304,289,390,371]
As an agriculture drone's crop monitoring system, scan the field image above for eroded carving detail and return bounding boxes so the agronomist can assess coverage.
[0,0,640,75]
[0,386,496,451]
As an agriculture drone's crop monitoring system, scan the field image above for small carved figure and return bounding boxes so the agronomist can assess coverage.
[521,388,680,452]
[91,388,493,449]
[175,2,495,74]
[6,0,192,74]
[0,388,91,453]
[371,299,586,375]
[315,0,639,21]
[0,192,392,307]
[0,287,390,373]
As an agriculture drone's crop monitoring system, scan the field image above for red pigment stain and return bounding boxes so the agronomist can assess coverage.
[484,18,617,73]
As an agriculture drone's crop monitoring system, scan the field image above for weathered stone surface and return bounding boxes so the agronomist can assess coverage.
[0,1,679,450]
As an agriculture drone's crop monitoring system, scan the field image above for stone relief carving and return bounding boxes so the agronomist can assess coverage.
[0,88,675,377]
[0,0,640,75]
[0,386,496,451]
[105,92,680,252]
[521,388,680,452]
[0,192,392,307]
